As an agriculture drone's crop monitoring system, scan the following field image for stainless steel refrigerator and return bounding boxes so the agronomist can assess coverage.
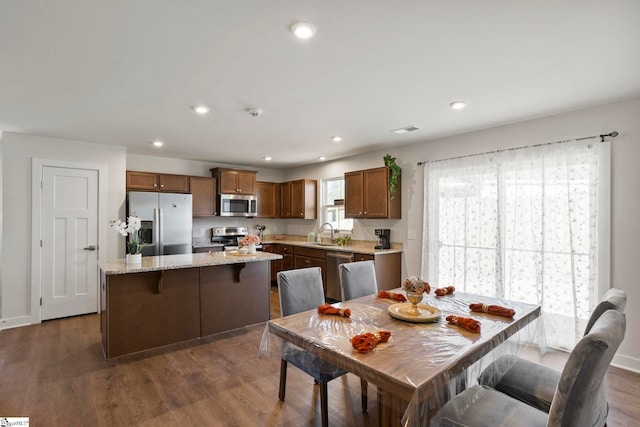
[127,192,193,256]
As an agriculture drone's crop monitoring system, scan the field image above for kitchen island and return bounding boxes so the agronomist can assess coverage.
[98,251,281,359]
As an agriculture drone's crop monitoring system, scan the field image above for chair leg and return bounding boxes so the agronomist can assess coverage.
[320,382,329,427]
[279,359,288,401]
[361,378,368,411]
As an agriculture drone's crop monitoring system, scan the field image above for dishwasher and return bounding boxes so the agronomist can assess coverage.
[325,252,354,301]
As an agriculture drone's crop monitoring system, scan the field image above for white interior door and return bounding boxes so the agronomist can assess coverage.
[41,166,98,320]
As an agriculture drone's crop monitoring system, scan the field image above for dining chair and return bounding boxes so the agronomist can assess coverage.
[277,267,367,427]
[339,260,378,301]
[430,309,626,427]
[338,260,377,410]
[477,288,627,413]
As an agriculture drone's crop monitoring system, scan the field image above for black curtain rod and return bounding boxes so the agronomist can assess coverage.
[416,131,618,166]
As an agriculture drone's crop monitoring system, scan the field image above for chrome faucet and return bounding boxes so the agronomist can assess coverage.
[319,222,335,242]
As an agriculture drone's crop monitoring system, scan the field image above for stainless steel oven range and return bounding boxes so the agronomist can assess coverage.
[211,226,262,251]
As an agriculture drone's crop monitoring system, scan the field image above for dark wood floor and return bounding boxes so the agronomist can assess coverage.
[0,285,638,426]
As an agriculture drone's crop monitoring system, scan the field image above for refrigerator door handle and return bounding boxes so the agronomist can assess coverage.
[154,208,160,256]
[158,208,164,255]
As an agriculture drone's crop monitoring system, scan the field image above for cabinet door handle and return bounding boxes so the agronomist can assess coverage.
[160,184,164,188]
[154,184,158,187]
[83,245,96,251]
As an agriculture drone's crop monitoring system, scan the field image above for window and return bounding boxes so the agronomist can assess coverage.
[322,177,353,232]
[422,140,610,349]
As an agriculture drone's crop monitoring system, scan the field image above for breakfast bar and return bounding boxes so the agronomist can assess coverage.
[98,251,281,359]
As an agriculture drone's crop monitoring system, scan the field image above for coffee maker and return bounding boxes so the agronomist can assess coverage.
[374,229,391,249]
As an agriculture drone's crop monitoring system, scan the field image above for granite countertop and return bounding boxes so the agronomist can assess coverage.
[99,251,281,275]
[190,235,403,255]
[261,239,402,255]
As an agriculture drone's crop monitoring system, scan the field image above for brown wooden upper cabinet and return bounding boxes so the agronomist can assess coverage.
[256,181,280,218]
[280,181,292,217]
[190,176,217,216]
[126,171,190,193]
[210,168,257,195]
[281,179,317,219]
[345,166,401,219]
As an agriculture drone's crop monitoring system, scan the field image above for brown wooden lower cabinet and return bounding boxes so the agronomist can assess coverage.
[279,245,294,271]
[200,262,270,336]
[100,261,271,359]
[267,243,402,297]
[354,252,402,291]
[261,244,280,283]
[293,246,327,291]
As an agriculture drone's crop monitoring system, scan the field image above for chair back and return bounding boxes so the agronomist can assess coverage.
[339,260,378,301]
[584,288,627,335]
[277,267,325,317]
[548,309,626,427]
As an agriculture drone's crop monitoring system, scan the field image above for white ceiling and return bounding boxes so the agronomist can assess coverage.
[1,1,639,168]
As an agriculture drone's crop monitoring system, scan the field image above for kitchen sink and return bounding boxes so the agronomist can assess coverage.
[311,242,336,247]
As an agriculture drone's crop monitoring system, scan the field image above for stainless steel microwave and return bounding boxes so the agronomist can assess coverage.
[219,194,257,217]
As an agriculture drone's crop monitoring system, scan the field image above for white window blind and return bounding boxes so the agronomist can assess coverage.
[322,177,353,232]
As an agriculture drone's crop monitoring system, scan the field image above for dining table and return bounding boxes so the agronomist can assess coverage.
[262,289,541,427]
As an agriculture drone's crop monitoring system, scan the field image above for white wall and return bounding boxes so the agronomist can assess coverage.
[126,153,286,182]
[1,133,126,328]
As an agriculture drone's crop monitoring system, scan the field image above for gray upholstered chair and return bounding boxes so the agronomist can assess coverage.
[431,309,626,427]
[277,267,367,427]
[339,260,378,301]
[583,288,627,334]
[477,288,627,412]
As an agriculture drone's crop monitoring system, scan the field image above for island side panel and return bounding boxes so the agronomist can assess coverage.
[104,268,200,358]
[200,261,270,337]
[100,269,107,357]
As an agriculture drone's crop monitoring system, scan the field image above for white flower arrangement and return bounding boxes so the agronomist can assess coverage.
[402,276,425,293]
[240,234,261,246]
[109,215,145,254]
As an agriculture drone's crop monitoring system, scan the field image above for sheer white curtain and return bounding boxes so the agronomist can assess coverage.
[421,140,610,349]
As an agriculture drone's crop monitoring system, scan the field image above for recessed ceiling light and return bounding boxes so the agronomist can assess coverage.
[331,136,343,142]
[192,105,210,115]
[290,21,316,39]
[318,156,327,161]
[449,100,467,110]
[152,140,164,147]
[262,156,272,161]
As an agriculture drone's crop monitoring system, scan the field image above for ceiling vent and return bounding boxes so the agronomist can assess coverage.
[391,125,421,134]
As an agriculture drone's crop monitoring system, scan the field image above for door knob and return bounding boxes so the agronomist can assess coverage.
[83,245,96,251]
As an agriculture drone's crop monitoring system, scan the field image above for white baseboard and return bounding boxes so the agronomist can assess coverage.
[0,315,34,330]
[612,353,640,373]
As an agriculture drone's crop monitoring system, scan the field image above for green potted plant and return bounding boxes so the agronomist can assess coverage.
[384,154,401,199]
